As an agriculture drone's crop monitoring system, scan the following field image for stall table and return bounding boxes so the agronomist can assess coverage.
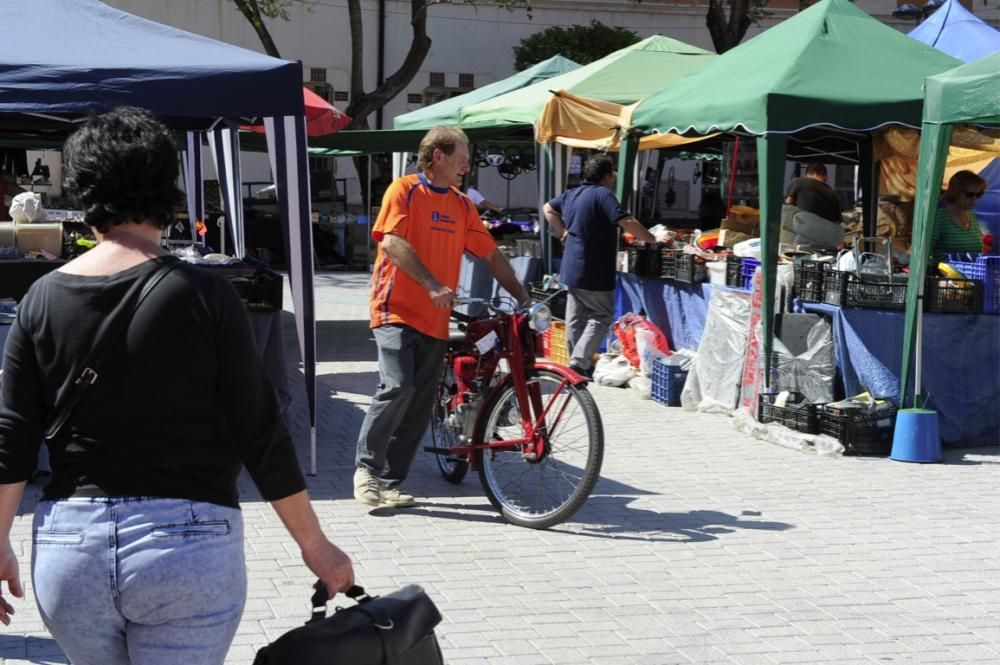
[798,301,999,447]
[615,272,715,351]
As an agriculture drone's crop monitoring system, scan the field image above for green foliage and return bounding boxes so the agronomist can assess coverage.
[512,20,640,71]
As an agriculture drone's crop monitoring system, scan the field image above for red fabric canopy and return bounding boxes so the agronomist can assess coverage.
[245,86,351,137]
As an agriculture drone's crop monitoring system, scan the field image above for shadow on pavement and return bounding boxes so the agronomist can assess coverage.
[315,319,376,363]
[944,446,1000,465]
[558,497,793,543]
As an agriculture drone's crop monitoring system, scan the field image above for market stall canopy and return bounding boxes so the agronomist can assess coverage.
[908,0,1000,63]
[459,35,716,128]
[393,55,579,131]
[0,0,321,466]
[535,90,714,151]
[307,56,578,155]
[923,48,1000,125]
[245,87,351,137]
[0,0,302,123]
[900,50,1000,433]
[629,0,962,136]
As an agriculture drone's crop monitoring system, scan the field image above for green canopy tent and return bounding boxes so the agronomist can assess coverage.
[458,35,716,267]
[627,0,961,390]
[900,52,1000,409]
[303,54,580,155]
[458,35,715,127]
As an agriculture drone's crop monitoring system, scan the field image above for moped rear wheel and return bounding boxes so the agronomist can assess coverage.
[474,369,603,529]
[431,394,469,484]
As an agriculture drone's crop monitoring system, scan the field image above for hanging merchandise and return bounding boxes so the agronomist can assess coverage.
[664,167,677,208]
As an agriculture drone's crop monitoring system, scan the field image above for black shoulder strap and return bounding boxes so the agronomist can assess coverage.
[43,259,183,443]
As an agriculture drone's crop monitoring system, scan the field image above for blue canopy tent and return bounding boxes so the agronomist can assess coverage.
[909,0,1000,63]
[0,0,320,472]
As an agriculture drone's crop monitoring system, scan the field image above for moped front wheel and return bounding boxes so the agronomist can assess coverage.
[474,369,603,529]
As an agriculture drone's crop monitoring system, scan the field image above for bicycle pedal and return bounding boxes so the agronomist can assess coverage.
[424,446,453,455]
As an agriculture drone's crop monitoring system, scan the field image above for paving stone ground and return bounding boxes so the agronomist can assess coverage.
[2,270,998,664]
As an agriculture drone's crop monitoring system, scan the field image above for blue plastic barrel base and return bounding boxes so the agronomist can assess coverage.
[890,408,943,463]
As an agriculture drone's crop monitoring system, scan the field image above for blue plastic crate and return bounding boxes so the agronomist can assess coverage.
[741,257,761,290]
[945,255,1000,314]
[651,357,688,406]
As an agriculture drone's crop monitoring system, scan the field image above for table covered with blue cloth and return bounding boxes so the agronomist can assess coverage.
[798,302,999,447]
[615,272,714,351]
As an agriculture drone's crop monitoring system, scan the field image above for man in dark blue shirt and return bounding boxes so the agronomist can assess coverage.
[543,155,666,376]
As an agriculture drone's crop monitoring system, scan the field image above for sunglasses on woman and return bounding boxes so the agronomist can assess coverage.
[963,190,985,199]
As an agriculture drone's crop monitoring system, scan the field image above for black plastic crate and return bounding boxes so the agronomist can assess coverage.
[924,277,982,314]
[230,270,283,312]
[822,270,908,310]
[725,255,744,288]
[529,282,567,320]
[793,259,829,302]
[675,253,707,284]
[758,392,821,434]
[626,245,661,278]
[820,402,898,456]
[660,248,680,280]
[822,269,847,306]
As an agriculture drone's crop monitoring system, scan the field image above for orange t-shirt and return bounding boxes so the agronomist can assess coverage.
[369,173,497,339]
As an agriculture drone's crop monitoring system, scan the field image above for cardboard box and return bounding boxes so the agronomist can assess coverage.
[15,222,63,257]
[718,228,752,248]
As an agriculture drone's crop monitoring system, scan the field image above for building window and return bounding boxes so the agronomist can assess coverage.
[333,90,349,102]
[309,67,327,83]
[407,93,423,105]
[459,73,474,89]
[305,82,332,102]
[429,72,445,87]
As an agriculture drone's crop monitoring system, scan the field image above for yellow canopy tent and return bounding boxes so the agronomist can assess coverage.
[535,90,714,151]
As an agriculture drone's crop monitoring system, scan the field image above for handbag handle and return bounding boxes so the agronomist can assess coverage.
[309,581,376,623]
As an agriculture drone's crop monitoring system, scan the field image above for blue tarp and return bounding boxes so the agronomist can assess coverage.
[0,0,302,119]
[909,0,1000,63]
[615,273,714,352]
[974,158,1000,247]
[799,302,1000,447]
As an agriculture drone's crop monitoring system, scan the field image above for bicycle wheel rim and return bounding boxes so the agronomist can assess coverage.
[477,371,602,526]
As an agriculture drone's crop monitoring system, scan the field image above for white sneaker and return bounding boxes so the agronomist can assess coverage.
[379,486,415,508]
[353,467,380,507]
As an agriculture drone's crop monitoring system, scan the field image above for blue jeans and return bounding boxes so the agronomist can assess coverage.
[32,497,246,665]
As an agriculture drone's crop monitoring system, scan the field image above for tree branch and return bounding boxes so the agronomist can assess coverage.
[231,0,282,58]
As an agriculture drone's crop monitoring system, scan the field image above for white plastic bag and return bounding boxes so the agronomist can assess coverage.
[635,325,670,377]
[9,192,46,223]
[593,354,635,387]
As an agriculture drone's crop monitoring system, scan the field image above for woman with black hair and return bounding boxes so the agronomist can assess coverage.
[0,107,354,664]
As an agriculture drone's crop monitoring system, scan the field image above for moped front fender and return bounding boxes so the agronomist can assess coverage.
[470,361,589,446]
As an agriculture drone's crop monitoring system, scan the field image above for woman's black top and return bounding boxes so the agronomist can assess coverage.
[0,256,305,508]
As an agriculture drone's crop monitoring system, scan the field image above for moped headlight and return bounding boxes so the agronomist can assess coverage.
[527,303,552,333]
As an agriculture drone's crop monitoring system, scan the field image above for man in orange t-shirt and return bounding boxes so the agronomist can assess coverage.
[354,126,529,509]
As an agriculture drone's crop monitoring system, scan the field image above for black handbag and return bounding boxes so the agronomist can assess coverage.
[252,583,444,665]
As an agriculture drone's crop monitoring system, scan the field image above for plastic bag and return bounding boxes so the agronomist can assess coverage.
[593,354,635,387]
[635,325,669,377]
[9,192,46,223]
[612,313,670,370]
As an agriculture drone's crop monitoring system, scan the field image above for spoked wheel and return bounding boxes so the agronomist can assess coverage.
[474,369,603,529]
[431,390,469,484]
